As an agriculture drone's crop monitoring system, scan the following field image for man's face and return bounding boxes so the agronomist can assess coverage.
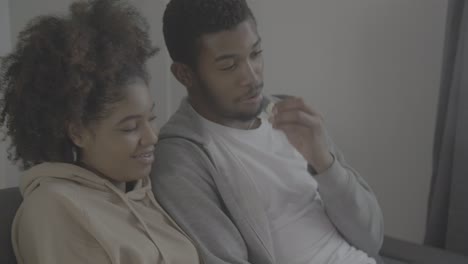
[191,19,264,124]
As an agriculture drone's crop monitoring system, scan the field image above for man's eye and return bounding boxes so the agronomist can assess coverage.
[149,115,157,122]
[252,50,263,58]
[220,64,236,71]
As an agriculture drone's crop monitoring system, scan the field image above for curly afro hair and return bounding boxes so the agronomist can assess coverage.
[0,0,158,169]
[163,0,255,68]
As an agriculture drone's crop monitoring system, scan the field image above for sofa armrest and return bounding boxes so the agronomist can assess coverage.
[380,236,468,264]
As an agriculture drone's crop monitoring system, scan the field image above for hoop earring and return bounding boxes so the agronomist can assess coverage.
[72,146,78,163]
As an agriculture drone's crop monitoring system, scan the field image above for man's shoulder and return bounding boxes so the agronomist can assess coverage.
[151,138,220,193]
[154,137,215,174]
[158,101,209,144]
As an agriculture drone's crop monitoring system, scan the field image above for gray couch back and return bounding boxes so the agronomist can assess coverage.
[0,187,21,264]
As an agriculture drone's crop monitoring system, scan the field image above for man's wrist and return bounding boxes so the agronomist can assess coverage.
[309,152,334,174]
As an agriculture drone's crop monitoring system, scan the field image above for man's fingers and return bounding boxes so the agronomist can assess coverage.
[271,109,323,129]
[274,97,321,118]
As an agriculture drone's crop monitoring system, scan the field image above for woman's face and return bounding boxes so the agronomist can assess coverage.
[72,80,158,183]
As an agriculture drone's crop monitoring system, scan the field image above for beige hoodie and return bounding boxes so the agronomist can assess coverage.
[12,162,201,264]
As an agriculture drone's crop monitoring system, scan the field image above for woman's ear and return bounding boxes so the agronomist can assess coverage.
[171,62,196,89]
[67,122,86,148]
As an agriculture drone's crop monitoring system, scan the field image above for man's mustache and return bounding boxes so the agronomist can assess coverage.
[241,82,264,100]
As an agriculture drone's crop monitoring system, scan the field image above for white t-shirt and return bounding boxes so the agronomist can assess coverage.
[200,113,375,264]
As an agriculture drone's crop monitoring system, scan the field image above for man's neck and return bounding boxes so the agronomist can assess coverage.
[221,117,260,130]
[188,98,260,130]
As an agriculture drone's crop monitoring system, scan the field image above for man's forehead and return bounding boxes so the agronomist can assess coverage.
[198,20,260,55]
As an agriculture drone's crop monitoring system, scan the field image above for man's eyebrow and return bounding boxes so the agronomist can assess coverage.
[215,54,237,62]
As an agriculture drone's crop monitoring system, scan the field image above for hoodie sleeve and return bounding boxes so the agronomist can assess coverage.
[311,136,384,257]
[12,183,111,264]
[151,139,255,264]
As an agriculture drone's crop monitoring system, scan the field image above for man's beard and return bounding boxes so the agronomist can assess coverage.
[196,78,264,122]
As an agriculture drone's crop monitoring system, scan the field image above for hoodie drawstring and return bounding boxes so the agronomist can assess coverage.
[105,182,168,264]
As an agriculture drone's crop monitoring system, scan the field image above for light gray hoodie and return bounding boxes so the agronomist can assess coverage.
[151,97,384,264]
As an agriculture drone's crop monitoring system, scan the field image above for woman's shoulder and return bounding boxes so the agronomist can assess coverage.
[18,179,85,220]
[20,162,104,207]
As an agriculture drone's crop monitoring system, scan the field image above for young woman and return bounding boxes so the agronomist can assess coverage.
[0,0,201,263]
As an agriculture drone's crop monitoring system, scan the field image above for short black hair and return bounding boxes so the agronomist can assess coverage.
[0,0,157,169]
[163,0,255,67]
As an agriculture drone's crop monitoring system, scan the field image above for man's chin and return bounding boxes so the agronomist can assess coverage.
[236,105,263,121]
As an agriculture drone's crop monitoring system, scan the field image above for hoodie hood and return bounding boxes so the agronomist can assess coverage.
[15,162,199,264]
[20,162,151,200]
[19,162,169,261]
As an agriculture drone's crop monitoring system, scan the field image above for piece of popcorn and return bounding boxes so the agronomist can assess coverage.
[265,101,276,117]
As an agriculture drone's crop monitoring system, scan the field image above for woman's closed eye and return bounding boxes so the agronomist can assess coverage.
[120,115,157,132]
[120,123,138,132]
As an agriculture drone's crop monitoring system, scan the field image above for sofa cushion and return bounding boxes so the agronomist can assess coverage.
[0,187,22,264]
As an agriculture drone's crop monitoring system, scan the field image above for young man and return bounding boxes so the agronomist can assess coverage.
[151,0,384,263]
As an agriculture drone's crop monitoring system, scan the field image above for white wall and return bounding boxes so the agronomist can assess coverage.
[251,0,447,243]
[0,0,20,189]
[0,0,10,55]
